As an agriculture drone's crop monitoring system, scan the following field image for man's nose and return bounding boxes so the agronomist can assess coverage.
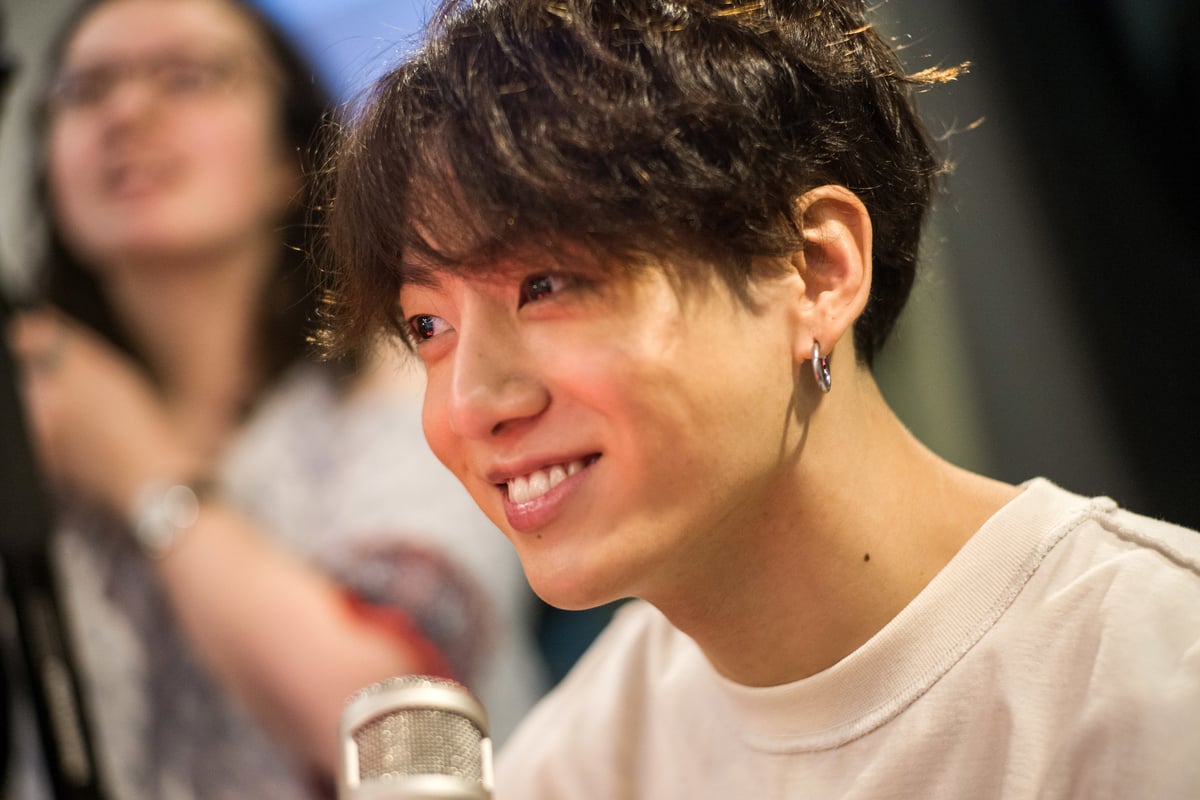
[446,307,549,440]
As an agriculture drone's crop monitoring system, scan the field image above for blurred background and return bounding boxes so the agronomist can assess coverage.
[2,0,1196,528]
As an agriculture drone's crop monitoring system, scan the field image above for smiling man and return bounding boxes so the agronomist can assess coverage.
[320,0,1200,797]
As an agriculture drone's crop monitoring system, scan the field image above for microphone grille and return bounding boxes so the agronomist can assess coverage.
[355,705,484,782]
[340,675,492,798]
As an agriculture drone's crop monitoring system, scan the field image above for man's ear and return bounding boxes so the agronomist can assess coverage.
[787,185,873,364]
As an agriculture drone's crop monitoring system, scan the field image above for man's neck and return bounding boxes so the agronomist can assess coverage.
[652,369,1019,687]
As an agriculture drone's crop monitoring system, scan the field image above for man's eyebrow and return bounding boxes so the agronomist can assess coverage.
[396,260,445,287]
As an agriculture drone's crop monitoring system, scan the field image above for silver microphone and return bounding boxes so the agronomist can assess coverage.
[338,675,494,800]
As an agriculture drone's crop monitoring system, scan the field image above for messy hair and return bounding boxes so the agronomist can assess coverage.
[322,0,958,365]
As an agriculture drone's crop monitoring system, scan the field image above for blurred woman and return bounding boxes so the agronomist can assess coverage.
[6,0,544,796]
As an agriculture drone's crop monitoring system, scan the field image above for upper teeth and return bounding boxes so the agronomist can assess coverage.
[507,459,586,505]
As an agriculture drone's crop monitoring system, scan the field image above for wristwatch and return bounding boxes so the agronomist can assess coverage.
[130,481,208,558]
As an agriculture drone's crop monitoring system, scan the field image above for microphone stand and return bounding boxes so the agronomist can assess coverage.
[1,295,109,799]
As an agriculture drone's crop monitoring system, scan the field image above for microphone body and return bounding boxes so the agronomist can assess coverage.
[338,675,493,800]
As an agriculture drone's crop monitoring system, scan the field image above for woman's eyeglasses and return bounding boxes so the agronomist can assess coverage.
[46,50,273,113]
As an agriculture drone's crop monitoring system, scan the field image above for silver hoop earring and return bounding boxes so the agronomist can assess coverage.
[811,340,832,393]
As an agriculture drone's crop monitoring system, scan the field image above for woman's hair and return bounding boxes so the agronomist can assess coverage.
[34,0,332,382]
[322,0,958,365]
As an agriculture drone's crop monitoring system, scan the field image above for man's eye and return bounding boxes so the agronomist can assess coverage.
[518,274,567,307]
[406,314,448,342]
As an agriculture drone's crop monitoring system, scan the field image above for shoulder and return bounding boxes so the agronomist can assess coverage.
[1003,478,1200,574]
[1005,479,1200,640]
[995,480,1200,721]
[1030,478,1200,593]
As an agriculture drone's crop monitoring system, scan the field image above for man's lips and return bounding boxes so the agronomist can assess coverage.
[496,454,601,506]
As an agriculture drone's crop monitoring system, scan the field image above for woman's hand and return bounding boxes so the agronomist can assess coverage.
[6,308,202,518]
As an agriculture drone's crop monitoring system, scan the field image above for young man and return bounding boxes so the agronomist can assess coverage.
[322,0,1200,796]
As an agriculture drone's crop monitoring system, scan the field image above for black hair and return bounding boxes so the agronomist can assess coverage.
[323,0,959,365]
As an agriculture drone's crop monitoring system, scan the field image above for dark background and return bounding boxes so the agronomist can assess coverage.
[875,0,1198,529]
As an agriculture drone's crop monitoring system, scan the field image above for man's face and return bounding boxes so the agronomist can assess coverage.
[400,251,810,611]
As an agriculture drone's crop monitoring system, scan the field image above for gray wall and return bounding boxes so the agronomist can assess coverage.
[1,0,76,294]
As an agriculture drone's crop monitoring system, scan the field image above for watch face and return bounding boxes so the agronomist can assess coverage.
[132,482,201,557]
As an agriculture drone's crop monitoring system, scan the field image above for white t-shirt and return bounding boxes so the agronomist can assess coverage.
[496,478,1200,799]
